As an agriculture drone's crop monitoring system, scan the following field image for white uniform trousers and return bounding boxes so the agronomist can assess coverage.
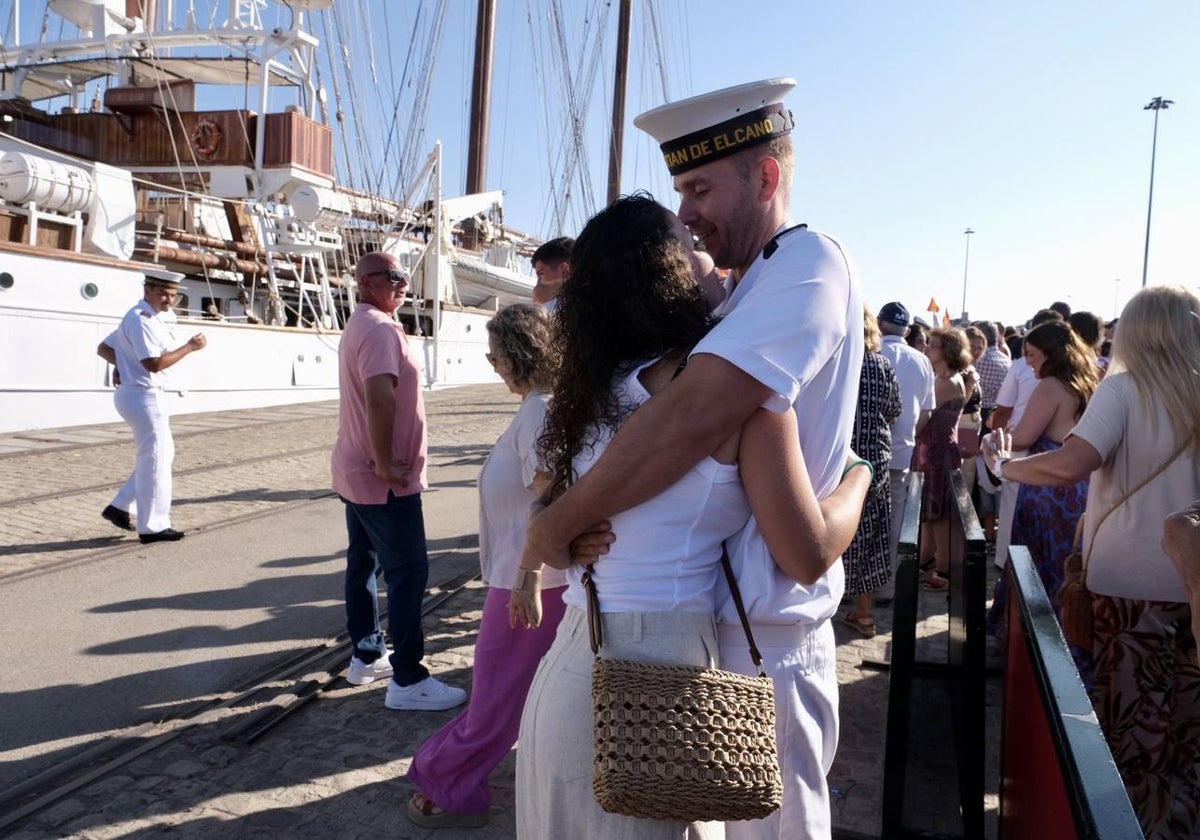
[111,387,174,534]
[719,620,839,840]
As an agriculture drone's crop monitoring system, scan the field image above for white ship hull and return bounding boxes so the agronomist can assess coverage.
[0,2,539,434]
[0,244,506,434]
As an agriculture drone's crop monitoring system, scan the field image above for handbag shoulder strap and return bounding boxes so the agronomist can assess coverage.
[1084,435,1191,569]
[720,548,767,676]
[582,548,767,677]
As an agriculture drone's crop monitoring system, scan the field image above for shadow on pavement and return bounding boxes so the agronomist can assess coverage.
[0,535,127,556]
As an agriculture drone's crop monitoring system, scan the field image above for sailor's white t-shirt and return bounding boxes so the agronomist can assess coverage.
[694,225,863,625]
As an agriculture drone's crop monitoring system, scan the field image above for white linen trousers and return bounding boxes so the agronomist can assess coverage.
[110,386,174,534]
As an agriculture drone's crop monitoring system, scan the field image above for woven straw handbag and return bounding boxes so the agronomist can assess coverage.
[584,550,783,822]
[1058,520,1092,649]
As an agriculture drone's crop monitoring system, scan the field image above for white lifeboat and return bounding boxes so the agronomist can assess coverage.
[0,151,95,214]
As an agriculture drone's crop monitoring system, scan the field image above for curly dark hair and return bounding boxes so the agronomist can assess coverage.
[486,303,558,392]
[539,193,715,495]
[1024,321,1098,417]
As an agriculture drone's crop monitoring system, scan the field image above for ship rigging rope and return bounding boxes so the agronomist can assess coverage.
[370,0,410,201]
[634,0,683,202]
[329,7,376,198]
[133,9,245,309]
[127,2,309,325]
[385,1,447,204]
[318,12,358,195]
[526,0,611,234]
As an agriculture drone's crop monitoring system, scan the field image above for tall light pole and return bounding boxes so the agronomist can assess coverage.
[960,228,975,321]
[1113,278,1122,319]
[1141,96,1173,288]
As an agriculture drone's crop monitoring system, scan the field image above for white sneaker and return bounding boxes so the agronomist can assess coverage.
[346,654,393,686]
[385,676,467,711]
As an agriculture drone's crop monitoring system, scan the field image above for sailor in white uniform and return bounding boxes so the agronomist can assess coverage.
[98,270,206,543]
[637,82,860,840]
[521,78,861,840]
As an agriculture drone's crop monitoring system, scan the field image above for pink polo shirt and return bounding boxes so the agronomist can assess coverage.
[331,303,428,504]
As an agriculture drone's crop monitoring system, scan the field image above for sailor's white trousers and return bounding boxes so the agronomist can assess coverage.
[110,386,174,534]
[720,619,839,840]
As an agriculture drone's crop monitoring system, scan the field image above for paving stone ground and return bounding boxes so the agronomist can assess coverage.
[0,390,1001,839]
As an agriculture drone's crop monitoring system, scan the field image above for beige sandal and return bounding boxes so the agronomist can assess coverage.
[841,611,877,639]
[406,792,489,829]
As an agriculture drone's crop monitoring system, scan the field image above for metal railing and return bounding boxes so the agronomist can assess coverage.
[881,469,987,839]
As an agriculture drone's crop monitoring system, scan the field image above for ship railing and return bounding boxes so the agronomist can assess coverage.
[998,546,1143,839]
[881,469,988,838]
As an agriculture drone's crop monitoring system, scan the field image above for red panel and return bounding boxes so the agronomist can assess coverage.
[1000,593,1079,838]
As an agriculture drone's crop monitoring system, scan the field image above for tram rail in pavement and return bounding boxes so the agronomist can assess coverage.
[0,391,997,839]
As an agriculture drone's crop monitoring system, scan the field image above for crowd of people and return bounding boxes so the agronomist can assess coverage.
[320,76,1200,840]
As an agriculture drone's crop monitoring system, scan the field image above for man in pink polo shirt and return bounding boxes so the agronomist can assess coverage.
[332,252,466,712]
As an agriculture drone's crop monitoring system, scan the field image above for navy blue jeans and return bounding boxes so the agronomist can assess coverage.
[342,491,430,687]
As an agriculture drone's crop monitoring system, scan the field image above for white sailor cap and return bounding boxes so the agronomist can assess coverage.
[633,77,796,176]
[142,267,185,287]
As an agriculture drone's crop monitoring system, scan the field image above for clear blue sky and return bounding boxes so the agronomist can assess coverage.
[427,1,1199,327]
[6,1,1196,326]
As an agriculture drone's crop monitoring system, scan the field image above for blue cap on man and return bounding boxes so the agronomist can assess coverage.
[878,301,911,327]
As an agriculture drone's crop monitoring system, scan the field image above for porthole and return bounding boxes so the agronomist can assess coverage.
[0,272,13,290]
[81,282,99,299]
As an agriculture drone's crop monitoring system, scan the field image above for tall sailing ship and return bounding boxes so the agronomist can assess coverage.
[0,0,543,433]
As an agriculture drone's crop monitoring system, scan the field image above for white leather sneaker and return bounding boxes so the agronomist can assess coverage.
[384,676,467,711]
[346,654,393,686]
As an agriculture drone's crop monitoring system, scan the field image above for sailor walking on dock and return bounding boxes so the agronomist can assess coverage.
[97,270,206,543]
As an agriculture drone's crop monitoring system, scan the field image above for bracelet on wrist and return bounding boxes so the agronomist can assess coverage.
[995,457,1012,482]
[843,458,874,483]
[514,568,541,590]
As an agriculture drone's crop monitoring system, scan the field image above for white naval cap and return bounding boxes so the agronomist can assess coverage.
[142,267,185,287]
[633,77,797,176]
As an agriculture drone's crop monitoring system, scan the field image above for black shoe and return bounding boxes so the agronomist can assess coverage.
[101,505,135,532]
[139,528,185,544]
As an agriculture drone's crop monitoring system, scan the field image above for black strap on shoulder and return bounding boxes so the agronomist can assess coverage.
[672,355,689,379]
[762,223,808,260]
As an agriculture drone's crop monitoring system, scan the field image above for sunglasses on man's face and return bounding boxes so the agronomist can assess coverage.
[366,269,409,285]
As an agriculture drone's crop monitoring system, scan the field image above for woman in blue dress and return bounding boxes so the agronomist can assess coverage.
[986,321,1098,683]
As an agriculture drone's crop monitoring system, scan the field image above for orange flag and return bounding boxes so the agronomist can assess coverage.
[943,311,952,326]
[927,297,940,313]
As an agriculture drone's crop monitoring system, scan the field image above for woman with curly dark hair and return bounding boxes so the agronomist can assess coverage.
[511,194,871,839]
[985,321,1098,679]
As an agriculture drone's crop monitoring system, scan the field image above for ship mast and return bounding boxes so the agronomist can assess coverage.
[465,0,495,196]
[605,0,633,205]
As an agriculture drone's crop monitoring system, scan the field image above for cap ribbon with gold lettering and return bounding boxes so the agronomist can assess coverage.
[634,77,797,176]
[659,104,792,175]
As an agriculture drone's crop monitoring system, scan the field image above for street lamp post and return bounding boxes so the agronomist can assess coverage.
[1141,96,1173,288]
[960,228,974,321]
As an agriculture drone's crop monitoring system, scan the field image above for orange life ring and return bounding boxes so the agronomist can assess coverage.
[191,118,223,159]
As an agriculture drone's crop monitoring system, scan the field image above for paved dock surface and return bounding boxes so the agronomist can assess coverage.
[0,389,1000,839]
